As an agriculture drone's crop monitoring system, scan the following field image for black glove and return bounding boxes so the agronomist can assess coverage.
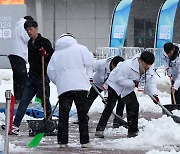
[89,78,93,83]
[102,97,107,104]
[133,80,139,88]
[153,95,159,104]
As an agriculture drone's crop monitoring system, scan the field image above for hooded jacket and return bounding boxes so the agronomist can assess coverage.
[8,18,30,62]
[93,57,113,89]
[164,55,180,90]
[47,35,94,96]
[106,54,157,98]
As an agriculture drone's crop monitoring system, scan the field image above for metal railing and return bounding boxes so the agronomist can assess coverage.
[95,47,164,68]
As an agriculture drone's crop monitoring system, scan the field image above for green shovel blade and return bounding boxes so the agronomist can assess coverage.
[27,132,45,148]
[34,97,42,104]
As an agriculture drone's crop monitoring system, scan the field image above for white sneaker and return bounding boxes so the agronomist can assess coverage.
[95,131,104,138]
[12,125,19,135]
[1,124,19,135]
[81,143,92,148]
[60,144,68,148]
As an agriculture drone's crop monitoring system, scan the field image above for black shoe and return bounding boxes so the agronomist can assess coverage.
[73,120,79,124]
[1,125,5,130]
[127,132,138,138]
[113,123,128,129]
[73,115,89,124]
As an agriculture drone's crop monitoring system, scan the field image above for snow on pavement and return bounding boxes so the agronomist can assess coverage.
[1,69,180,153]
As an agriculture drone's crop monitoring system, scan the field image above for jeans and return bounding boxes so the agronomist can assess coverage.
[9,55,28,101]
[13,75,52,127]
[58,90,89,144]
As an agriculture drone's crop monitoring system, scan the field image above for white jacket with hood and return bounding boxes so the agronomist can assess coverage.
[93,57,112,89]
[47,35,94,96]
[106,54,157,98]
[8,18,30,62]
[163,50,180,90]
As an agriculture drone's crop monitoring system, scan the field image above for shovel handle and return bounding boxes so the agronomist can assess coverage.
[149,94,173,117]
[42,55,46,119]
[91,82,128,126]
[170,77,176,104]
[47,100,59,121]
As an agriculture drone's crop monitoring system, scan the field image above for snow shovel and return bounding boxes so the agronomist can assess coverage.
[27,100,59,148]
[149,94,180,124]
[91,82,128,126]
[163,77,180,114]
[27,48,57,137]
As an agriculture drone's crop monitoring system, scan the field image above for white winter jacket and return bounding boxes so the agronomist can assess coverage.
[163,50,180,90]
[93,58,112,89]
[8,18,30,62]
[106,55,157,98]
[167,57,180,90]
[47,36,94,96]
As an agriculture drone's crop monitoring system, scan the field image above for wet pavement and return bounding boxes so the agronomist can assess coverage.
[1,112,163,154]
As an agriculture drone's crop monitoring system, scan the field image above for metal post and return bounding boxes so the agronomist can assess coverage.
[4,90,11,154]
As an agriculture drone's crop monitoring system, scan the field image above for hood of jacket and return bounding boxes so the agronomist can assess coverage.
[55,35,77,51]
[15,18,26,27]
[128,54,140,73]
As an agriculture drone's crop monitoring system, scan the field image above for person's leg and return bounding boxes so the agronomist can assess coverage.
[13,77,36,127]
[74,91,89,144]
[8,55,28,102]
[123,91,139,137]
[113,97,125,127]
[87,86,102,114]
[58,92,73,144]
[96,86,118,132]
[36,76,52,119]
[174,87,180,104]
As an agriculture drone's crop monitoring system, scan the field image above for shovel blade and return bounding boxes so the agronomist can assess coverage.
[172,115,180,124]
[27,119,58,136]
[27,132,45,148]
[163,104,180,114]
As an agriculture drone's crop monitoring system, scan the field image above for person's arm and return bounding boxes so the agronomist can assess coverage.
[81,46,94,80]
[144,73,157,95]
[116,64,135,88]
[173,63,180,90]
[47,54,56,84]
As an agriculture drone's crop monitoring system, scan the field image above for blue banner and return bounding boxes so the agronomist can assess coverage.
[109,0,133,47]
[156,0,179,48]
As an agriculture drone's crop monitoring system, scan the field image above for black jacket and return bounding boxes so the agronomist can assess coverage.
[28,33,54,77]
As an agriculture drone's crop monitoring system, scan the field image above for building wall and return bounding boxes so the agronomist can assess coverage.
[26,0,119,53]
[26,0,180,51]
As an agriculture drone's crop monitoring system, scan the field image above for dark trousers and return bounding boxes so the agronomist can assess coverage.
[58,90,89,145]
[87,86,102,113]
[96,87,139,134]
[113,98,125,125]
[9,55,28,100]
[171,81,180,104]
[88,85,125,125]
[13,75,52,127]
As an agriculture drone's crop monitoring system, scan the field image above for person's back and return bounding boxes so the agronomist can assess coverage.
[9,16,33,62]
[47,33,94,148]
[8,16,33,104]
[49,34,94,96]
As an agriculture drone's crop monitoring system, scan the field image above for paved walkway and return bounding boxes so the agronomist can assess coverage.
[1,112,163,154]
